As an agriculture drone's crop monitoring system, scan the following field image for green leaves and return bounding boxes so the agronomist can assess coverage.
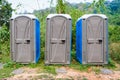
[56,0,66,14]
[109,25,120,43]
[0,0,13,27]
[0,25,10,54]
[0,25,9,42]
[89,0,106,13]
[109,25,120,64]
[109,0,120,14]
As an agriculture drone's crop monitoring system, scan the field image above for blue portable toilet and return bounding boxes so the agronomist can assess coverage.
[76,14,108,64]
[10,14,40,63]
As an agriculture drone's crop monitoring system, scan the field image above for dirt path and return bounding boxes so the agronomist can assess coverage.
[3,67,120,80]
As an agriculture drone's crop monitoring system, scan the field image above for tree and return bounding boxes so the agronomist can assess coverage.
[109,0,120,14]
[90,0,106,13]
[0,0,13,27]
[107,0,120,25]
[56,0,66,13]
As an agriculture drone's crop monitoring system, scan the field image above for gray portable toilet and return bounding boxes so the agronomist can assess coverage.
[45,14,72,64]
[10,14,40,63]
[76,14,108,64]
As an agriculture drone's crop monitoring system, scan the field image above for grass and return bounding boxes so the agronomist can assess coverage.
[91,66,101,74]
[0,53,10,63]
[102,58,116,69]
[0,54,24,79]
[82,77,88,80]
[28,59,57,75]
[0,67,15,78]
[69,60,90,72]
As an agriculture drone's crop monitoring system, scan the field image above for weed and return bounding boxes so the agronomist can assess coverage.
[69,58,90,71]
[0,67,15,79]
[102,58,116,69]
[43,66,56,74]
[93,67,100,74]
[82,77,88,80]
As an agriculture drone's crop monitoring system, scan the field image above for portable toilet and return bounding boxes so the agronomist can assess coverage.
[45,14,72,64]
[10,14,40,63]
[76,14,108,64]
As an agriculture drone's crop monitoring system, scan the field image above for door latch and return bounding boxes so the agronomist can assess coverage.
[26,40,30,44]
[61,39,65,44]
[98,39,102,44]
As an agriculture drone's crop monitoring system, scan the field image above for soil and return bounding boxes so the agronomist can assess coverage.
[3,67,120,80]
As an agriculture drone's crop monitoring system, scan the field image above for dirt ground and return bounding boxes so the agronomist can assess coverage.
[3,67,120,80]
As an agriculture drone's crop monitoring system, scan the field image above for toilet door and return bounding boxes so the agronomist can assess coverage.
[86,16,104,63]
[50,16,67,63]
[14,17,32,63]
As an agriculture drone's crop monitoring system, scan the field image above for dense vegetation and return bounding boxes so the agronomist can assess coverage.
[0,0,120,78]
[0,0,11,55]
[0,0,12,27]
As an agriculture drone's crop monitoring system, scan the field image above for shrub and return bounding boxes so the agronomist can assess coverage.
[109,43,120,63]
[0,25,10,54]
[109,25,120,43]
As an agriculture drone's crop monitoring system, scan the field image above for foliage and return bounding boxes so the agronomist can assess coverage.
[0,25,10,54]
[106,0,120,25]
[0,67,15,78]
[109,0,120,14]
[109,24,120,64]
[0,54,24,79]
[107,58,116,68]
[109,43,120,64]
[108,14,120,26]
[56,0,66,13]
[0,0,13,27]
[109,25,120,42]
[0,25,10,42]
[89,0,106,13]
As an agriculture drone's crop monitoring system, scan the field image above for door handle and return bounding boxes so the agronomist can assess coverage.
[61,39,65,44]
[26,40,30,44]
[51,39,65,44]
[15,39,30,44]
[87,39,102,44]
[98,39,102,44]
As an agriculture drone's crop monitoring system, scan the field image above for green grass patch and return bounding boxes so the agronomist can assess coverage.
[69,60,90,71]
[42,66,56,74]
[101,58,116,69]
[0,52,10,63]
[0,54,24,79]
[28,59,57,75]
[0,67,15,79]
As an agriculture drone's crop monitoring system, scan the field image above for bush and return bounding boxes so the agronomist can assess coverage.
[0,25,10,54]
[109,25,120,43]
[109,25,120,63]
[109,43,120,63]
